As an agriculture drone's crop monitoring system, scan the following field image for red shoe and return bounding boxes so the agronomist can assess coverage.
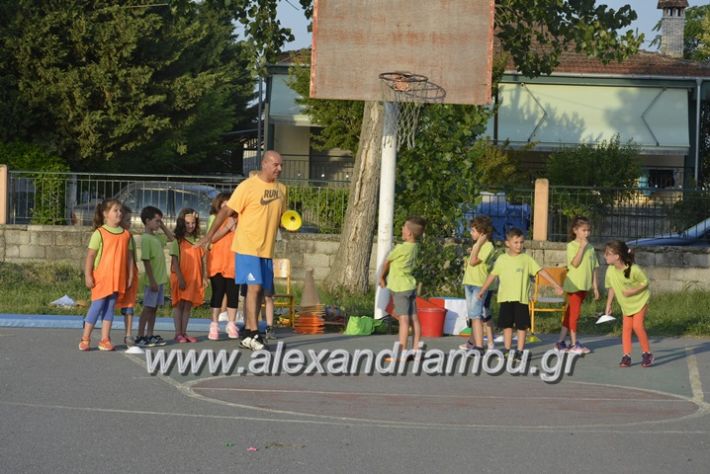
[78,337,90,351]
[175,334,188,343]
[98,338,115,351]
[184,334,198,343]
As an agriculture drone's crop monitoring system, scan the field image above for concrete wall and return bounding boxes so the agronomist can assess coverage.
[2,224,710,293]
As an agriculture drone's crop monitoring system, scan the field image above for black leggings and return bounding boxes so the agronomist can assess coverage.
[210,274,238,309]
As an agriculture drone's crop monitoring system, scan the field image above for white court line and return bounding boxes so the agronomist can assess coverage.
[196,387,689,403]
[0,399,708,435]
[686,347,708,408]
[120,351,710,431]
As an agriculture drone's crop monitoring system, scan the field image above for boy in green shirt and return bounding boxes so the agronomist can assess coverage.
[459,215,497,353]
[479,227,563,359]
[136,206,173,347]
[379,216,426,357]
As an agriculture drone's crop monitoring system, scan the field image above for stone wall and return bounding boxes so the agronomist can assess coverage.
[2,224,710,293]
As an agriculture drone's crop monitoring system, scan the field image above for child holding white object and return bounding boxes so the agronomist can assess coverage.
[604,240,653,368]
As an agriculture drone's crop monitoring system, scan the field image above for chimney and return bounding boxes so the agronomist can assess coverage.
[657,0,688,58]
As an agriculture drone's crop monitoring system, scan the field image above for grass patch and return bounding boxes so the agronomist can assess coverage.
[1,262,709,336]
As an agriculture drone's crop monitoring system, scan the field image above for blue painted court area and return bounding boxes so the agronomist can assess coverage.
[1,323,709,473]
[0,313,266,332]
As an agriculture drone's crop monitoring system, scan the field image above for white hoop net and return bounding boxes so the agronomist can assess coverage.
[380,72,446,150]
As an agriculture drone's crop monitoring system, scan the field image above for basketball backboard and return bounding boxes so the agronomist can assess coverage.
[310,0,494,105]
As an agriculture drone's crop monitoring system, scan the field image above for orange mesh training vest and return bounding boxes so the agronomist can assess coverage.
[170,239,205,307]
[207,221,235,279]
[116,235,138,308]
[91,227,131,301]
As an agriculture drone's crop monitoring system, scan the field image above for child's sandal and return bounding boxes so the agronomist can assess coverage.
[78,337,90,351]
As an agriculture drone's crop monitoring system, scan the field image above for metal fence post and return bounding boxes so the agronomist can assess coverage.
[533,178,549,241]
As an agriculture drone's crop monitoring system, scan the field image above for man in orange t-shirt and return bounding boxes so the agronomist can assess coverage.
[200,150,287,351]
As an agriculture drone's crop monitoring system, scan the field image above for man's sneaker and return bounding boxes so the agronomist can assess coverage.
[568,343,591,355]
[641,352,654,368]
[226,321,239,339]
[135,336,146,347]
[124,335,135,347]
[619,354,632,368]
[98,338,115,351]
[78,337,90,351]
[208,322,220,341]
[554,341,568,352]
[458,341,475,351]
[512,350,523,363]
[265,326,278,341]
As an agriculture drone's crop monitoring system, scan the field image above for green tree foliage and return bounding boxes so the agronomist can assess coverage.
[0,141,69,224]
[684,5,710,62]
[495,0,641,77]
[0,1,294,173]
[546,135,641,188]
[546,135,641,234]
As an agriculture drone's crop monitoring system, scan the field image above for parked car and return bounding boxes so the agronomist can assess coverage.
[70,181,220,229]
[627,217,710,247]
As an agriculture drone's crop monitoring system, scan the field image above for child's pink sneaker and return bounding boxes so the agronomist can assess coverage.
[184,334,198,343]
[208,322,220,341]
[175,334,188,343]
[226,321,239,339]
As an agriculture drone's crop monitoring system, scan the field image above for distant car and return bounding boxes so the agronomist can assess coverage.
[627,217,710,247]
[70,181,220,228]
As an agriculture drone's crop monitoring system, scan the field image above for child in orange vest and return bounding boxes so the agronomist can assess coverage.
[170,208,206,343]
[207,193,240,340]
[79,199,134,351]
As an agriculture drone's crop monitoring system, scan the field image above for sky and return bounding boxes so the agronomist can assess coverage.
[276,0,709,52]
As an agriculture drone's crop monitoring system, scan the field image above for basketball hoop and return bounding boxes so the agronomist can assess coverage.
[379,72,446,150]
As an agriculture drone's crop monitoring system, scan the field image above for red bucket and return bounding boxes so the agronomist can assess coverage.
[418,306,446,337]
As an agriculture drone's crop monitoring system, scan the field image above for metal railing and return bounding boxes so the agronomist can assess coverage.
[6,169,709,242]
[6,170,349,233]
[548,185,710,242]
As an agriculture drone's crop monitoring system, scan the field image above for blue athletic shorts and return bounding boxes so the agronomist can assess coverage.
[235,254,274,293]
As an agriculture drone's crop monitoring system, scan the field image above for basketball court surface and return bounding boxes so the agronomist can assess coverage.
[1,326,709,473]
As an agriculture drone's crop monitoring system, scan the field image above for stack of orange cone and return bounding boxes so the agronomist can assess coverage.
[294,269,325,334]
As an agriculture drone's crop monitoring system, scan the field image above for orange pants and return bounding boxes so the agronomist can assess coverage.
[562,291,586,332]
[622,305,650,355]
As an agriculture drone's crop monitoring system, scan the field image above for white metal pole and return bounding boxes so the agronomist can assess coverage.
[374,101,398,319]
